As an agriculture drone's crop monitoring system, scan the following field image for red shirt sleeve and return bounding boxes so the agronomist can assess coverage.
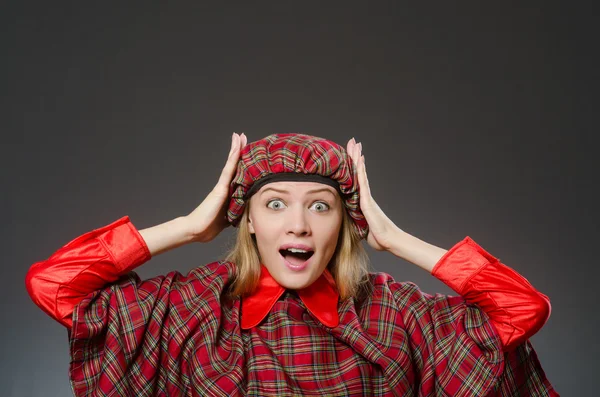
[25,216,152,328]
[431,236,551,352]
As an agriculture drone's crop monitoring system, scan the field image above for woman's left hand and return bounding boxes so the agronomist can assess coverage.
[347,138,402,252]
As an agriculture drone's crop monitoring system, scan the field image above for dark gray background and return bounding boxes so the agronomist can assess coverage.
[3,2,597,396]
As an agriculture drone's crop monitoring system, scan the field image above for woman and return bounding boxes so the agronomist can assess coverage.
[26,133,559,396]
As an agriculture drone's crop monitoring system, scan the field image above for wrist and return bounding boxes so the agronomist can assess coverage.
[179,216,200,243]
[387,227,410,259]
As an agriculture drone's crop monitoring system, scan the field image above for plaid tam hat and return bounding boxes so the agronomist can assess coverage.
[227,133,369,239]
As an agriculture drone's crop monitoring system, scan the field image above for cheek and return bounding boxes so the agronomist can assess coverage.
[250,218,280,251]
[316,223,342,255]
[251,216,279,237]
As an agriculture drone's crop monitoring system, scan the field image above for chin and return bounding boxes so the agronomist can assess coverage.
[272,271,316,290]
[274,274,309,290]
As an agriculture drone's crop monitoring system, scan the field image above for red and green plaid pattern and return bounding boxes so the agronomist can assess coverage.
[69,261,558,396]
[227,133,369,239]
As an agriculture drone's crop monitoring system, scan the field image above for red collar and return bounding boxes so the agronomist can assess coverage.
[240,264,340,329]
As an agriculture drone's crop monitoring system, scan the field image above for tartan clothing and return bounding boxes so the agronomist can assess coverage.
[26,216,560,395]
[227,133,369,239]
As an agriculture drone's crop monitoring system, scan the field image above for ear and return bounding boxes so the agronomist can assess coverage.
[248,215,255,234]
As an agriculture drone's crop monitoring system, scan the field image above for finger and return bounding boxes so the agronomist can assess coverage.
[362,156,372,198]
[358,155,372,198]
[230,133,239,157]
[346,137,355,156]
[346,140,352,159]
[218,134,240,187]
[228,133,237,157]
[353,141,360,169]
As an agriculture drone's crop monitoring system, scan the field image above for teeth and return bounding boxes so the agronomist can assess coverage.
[286,248,309,253]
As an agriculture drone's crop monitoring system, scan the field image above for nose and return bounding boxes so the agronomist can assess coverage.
[286,206,311,236]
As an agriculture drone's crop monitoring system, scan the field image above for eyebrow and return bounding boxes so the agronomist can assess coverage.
[260,187,337,198]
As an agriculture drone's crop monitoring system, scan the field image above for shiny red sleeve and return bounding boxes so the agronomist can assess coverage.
[25,216,152,328]
[431,237,551,352]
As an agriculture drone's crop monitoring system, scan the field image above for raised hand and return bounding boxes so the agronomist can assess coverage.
[186,132,247,243]
[346,138,402,252]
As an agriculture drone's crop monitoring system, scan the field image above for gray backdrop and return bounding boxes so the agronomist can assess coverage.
[3,2,597,396]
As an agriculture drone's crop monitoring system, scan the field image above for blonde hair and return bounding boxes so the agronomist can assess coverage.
[224,201,373,302]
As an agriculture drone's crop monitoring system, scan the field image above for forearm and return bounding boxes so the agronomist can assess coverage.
[388,228,448,273]
[138,216,195,257]
[399,234,551,351]
[26,216,152,327]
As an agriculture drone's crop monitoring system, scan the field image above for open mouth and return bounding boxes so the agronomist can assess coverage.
[279,248,315,262]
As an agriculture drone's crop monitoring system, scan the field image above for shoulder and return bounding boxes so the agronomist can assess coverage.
[186,260,237,282]
[115,261,237,298]
[171,260,237,291]
[350,271,422,315]
[365,271,464,310]
[366,271,422,300]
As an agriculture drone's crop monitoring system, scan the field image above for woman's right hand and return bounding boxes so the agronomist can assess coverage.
[184,132,247,243]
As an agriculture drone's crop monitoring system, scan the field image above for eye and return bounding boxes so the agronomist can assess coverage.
[311,201,330,212]
[266,199,286,210]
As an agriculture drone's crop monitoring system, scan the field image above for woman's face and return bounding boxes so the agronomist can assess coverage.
[248,181,343,290]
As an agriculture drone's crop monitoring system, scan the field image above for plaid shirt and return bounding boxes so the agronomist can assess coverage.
[27,216,559,396]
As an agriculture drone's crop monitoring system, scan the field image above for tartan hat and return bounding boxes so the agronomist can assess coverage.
[227,133,369,239]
